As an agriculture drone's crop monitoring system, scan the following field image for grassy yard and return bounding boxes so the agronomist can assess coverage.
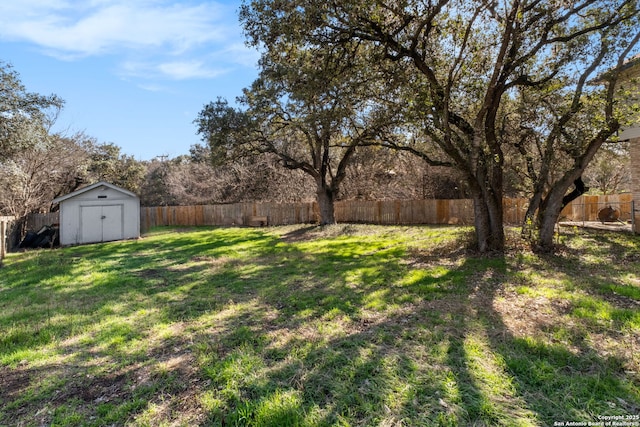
[0,224,639,426]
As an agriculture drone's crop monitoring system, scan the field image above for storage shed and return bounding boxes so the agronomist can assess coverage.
[52,182,140,246]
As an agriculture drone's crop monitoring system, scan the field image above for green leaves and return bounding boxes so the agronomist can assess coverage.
[195,97,254,165]
[0,61,64,159]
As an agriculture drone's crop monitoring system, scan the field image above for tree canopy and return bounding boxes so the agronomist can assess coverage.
[0,62,64,160]
[240,0,640,252]
[196,41,400,224]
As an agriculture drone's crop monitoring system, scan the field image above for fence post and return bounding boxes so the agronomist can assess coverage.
[1,220,6,262]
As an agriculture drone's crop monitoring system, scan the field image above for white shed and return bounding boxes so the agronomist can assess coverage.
[52,182,140,246]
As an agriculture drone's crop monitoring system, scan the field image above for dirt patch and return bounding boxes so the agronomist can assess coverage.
[0,363,33,404]
[491,287,640,378]
[0,350,209,426]
[596,289,640,311]
[404,246,469,270]
[57,370,132,404]
[278,224,384,243]
[492,292,573,340]
[279,225,332,243]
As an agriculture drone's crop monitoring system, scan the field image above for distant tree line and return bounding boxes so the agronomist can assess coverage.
[0,60,471,221]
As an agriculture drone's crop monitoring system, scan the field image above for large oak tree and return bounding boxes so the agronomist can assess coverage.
[241,0,640,252]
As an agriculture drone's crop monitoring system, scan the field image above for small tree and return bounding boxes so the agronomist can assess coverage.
[517,37,640,250]
[583,141,630,195]
[85,141,146,194]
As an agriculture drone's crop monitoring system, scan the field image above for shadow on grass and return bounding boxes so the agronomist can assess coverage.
[467,259,638,426]
[1,226,639,426]
[181,248,638,425]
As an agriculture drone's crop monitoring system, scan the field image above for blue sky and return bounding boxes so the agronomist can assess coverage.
[0,0,260,160]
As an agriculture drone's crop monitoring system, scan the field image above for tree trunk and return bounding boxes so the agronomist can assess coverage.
[536,195,564,253]
[535,177,589,252]
[470,185,505,254]
[469,166,505,254]
[316,186,336,225]
[473,195,493,253]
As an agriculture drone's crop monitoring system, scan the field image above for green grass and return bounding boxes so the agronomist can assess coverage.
[0,224,639,426]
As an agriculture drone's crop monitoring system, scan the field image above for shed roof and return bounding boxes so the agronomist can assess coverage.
[52,181,138,204]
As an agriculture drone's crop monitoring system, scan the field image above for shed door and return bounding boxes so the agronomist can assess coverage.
[80,205,124,243]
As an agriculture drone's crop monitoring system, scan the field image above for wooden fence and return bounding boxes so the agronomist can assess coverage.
[141,200,469,230]
[559,194,634,222]
[23,194,635,237]
[138,200,484,230]
[334,198,533,225]
[0,216,15,263]
[26,212,59,231]
[140,202,317,231]
[138,195,632,230]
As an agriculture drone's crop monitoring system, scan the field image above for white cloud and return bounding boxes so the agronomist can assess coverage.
[120,58,229,81]
[0,0,260,83]
[0,0,71,16]
[136,82,171,92]
[222,42,261,68]
[0,1,233,57]
[158,60,228,80]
